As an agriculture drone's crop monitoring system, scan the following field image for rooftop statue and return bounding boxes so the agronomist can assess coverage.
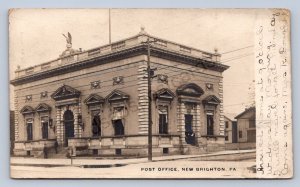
[62,32,72,45]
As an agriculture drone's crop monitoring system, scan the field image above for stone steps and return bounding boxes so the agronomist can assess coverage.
[49,147,69,158]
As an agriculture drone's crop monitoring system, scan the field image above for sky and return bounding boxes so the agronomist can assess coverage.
[9,9,255,115]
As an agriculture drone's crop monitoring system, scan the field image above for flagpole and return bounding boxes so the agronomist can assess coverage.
[109,8,111,44]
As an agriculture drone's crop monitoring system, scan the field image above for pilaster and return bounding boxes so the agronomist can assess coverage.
[219,79,225,135]
[78,99,83,137]
[74,105,79,137]
[14,90,19,141]
[177,102,186,146]
[56,107,63,145]
[195,104,201,145]
[138,61,149,134]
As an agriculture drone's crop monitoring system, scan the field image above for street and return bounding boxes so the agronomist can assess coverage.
[10,150,256,179]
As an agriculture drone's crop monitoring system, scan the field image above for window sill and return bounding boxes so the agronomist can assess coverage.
[202,135,226,140]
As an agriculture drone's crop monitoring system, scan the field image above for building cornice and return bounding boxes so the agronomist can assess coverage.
[11,44,229,86]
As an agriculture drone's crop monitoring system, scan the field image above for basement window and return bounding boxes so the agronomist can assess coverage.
[163,148,169,155]
[116,149,122,156]
[93,149,98,156]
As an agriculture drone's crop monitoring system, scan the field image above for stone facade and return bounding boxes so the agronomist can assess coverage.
[11,30,229,157]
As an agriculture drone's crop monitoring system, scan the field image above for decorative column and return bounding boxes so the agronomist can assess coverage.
[219,79,225,136]
[56,107,63,145]
[14,90,19,141]
[137,61,149,134]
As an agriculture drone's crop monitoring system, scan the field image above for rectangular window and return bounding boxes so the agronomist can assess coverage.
[41,117,49,139]
[93,149,98,155]
[158,106,168,134]
[113,119,124,136]
[225,136,229,141]
[225,121,229,128]
[249,119,256,128]
[26,119,33,141]
[247,130,256,142]
[163,148,169,154]
[239,131,243,138]
[91,111,101,137]
[112,106,125,136]
[115,149,122,155]
[207,113,214,136]
[112,106,125,120]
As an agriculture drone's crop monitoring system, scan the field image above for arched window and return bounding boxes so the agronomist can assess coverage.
[63,110,74,146]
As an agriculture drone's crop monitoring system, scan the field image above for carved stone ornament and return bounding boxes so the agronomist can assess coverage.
[157,74,168,84]
[206,83,214,90]
[185,103,196,114]
[113,76,124,85]
[90,81,100,89]
[25,95,32,102]
[40,91,48,99]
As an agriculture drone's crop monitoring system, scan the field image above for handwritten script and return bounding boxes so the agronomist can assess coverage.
[255,9,292,178]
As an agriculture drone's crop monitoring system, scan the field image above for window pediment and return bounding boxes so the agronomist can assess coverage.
[202,95,221,105]
[20,105,35,115]
[84,94,105,106]
[51,84,81,101]
[106,90,129,103]
[35,103,52,113]
[153,88,175,101]
[176,83,204,97]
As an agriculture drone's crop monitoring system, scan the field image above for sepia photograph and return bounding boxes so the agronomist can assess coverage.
[8,9,292,179]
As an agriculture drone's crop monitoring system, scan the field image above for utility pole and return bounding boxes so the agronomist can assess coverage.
[147,38,152,161]
[144,37,157,161]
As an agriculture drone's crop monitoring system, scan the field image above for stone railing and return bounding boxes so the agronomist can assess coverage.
[14,33,220,78]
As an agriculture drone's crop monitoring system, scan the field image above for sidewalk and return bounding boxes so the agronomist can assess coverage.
[11,149,255,167]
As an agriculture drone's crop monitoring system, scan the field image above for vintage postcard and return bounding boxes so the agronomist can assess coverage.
[9,9,292,179]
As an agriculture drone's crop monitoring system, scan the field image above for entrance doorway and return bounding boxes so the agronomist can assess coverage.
[185,114,195,145]
[63,110,74,146]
